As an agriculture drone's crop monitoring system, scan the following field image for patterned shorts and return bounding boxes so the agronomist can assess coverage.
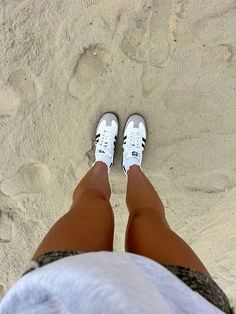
[23,251,233,314]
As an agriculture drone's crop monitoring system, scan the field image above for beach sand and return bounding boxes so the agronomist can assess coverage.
[0,0,236,306]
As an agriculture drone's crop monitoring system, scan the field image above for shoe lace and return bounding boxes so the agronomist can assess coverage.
[125,130,143,153]
[95,127,114,157]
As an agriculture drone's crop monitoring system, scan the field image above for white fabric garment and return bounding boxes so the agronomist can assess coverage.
[0,252,223,314]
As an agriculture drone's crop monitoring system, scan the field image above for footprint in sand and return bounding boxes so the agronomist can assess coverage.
[84,0,99,7]
[86,151,94,168]
[0,85,20,129]
[7,69,42,105]
[0,192,21,244]
[0,192,23,214]
[68,45,112,99]
[120,5,151,63]
[194,7,236,44]
[0,162,51,196]
[0,210,13,243]
[149,0,174,66]
[141,64,165,97]
[183,170,236,193]
[163,89,204,114]
[111,177,126,194]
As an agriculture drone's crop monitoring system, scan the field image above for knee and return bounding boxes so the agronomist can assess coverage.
[129,204,166,219]
[128,207,169,228]
[127,196,165,213]
[72,185,109,203]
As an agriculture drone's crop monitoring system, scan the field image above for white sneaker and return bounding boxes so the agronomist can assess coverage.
[122,114,147,175]
[94,112,119,171]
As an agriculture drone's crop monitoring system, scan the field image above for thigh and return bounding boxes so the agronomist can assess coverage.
[33,190,114,258]
[125,210,210,276]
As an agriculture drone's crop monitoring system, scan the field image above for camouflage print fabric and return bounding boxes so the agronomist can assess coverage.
[22,251,233,314]
[164,264,232,314]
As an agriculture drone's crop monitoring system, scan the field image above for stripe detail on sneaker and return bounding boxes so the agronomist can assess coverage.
[122,114,147,175]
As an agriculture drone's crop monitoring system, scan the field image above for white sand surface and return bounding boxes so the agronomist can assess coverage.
[0,0,236,306]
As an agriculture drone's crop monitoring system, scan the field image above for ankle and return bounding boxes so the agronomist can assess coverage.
[127,165,141,175]
[93,161,109,171]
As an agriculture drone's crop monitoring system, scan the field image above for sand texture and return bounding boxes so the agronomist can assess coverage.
[0,0,236,306]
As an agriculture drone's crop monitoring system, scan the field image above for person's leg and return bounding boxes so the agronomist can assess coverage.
[125,165,210,276]
[33,161,114,258]
[33,112,119,259]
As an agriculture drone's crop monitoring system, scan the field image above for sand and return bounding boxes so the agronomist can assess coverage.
[0,0,236,306]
